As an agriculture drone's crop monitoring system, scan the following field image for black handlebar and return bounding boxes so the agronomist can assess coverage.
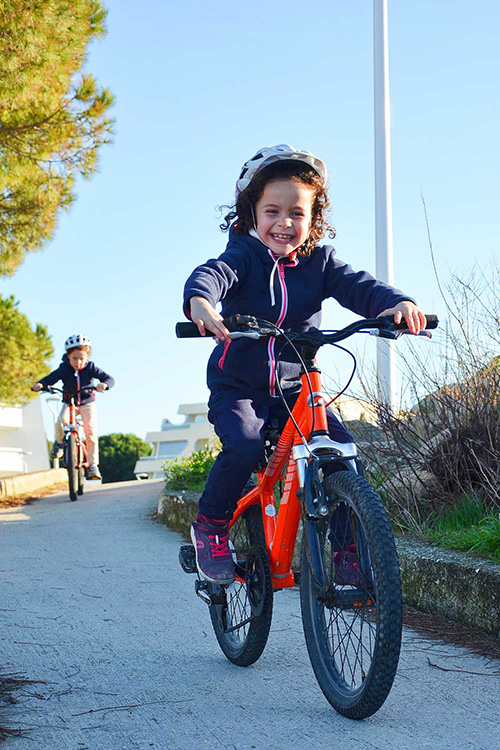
[175,314,438,341]
[35,385,99,395]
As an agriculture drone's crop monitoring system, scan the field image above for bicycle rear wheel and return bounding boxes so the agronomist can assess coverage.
[300,471,402,719]
[208,505,273,666]
[65,434,78,502]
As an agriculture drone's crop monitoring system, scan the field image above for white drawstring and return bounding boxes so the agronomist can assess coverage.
[268,255,281,306]
[248,227,291,306]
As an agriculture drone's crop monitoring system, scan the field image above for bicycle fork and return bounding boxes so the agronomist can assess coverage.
[292,438,359,597]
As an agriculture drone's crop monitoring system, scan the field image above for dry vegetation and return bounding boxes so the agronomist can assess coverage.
[358,267,500,534]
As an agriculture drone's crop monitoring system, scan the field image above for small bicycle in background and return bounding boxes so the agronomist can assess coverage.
[41,385,97,502]
[176,313,438,719]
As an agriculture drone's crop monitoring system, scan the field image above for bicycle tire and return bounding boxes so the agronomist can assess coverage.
[66,434,78,502]
[300,471,402,719]
[77,457,85,496]
[208,505,273,666]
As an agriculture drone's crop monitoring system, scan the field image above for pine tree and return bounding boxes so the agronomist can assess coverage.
[0,295,53,404]
[0,0,114,275]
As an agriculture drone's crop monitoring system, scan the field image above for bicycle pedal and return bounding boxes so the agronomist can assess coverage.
[194,579,226,606]
[179,544,197,574]
[331,588,374,610]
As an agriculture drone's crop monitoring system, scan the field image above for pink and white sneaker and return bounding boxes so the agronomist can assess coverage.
[333,544,364,587]
[190,514,235,584]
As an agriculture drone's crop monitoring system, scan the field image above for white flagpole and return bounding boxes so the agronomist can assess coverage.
[374,0,396,409]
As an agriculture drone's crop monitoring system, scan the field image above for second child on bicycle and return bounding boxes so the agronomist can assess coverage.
[183,144,426,584]
[32,334,115,480]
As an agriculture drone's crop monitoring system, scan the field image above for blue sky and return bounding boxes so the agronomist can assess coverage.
[1,0,499,440]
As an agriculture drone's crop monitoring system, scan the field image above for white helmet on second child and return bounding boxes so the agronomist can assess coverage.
[64,333,92,351]
[236,144,327,196]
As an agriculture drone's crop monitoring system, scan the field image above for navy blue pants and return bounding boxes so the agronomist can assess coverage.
[199,388,354,520]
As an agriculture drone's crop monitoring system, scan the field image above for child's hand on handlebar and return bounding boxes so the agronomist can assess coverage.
[95,383,108,391]
[189,296,231,342]
[377,301,426,335]
[31,383,43,392]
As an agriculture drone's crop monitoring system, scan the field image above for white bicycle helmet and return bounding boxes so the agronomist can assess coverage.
[235,144,327,196]
[64,333,91,351]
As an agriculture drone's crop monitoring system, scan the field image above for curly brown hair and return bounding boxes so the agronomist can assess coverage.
[220,160,335,257]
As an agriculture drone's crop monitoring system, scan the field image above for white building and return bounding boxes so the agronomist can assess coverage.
[134,402,214,480]
[0,399,50,478]
[329,395,377,425]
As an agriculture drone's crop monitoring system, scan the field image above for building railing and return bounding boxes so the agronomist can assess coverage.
[135,455,173,462]
[0,447,32,474]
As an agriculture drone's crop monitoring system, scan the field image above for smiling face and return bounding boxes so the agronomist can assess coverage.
[254,179,314,257]
[67,348,89,371]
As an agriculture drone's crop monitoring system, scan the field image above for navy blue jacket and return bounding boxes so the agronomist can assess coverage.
[38,355,115,405]
[184,234,415,397]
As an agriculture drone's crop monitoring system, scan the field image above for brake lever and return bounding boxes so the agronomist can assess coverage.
[398,329,433,339]
[229,325,282,340]
[369,328,433,340]
[369,329,400,340]
[415,330,433,339]
[229,331,261,340]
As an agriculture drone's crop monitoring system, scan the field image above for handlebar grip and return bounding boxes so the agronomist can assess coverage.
[391,314,438,330]
[423,314,438,330]
[175,322,203,338]
[176,315,259,339]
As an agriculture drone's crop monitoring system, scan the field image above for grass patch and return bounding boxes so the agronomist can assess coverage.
[421,493,500,562]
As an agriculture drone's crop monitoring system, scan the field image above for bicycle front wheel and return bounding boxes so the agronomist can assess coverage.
[77,464,85,495]
[300,471,402,719]
[77,444,85,496]
[209,505,273,666]
[65,434,78,502]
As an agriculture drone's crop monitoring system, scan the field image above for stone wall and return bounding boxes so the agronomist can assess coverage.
[0,469,67,501]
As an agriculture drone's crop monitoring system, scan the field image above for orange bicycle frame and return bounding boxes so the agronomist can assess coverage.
[231,368,329,590]
[65,398,90,468]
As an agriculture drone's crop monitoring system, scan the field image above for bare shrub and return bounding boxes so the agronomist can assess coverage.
[358,266,500,531]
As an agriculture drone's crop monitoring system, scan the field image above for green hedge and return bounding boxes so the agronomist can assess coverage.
[163,446,217,491]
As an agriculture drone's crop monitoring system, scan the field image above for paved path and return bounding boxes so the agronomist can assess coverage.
[1,480,499,750]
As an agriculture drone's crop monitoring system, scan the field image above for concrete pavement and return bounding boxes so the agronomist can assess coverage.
[1,480,499,749]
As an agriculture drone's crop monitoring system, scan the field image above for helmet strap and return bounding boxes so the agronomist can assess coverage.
[250,204,257,230]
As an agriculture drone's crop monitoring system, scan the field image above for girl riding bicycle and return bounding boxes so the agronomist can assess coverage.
[184,144,426,584]
[32,334,115,480]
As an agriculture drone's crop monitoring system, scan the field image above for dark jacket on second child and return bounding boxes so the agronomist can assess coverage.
[38,355,115,405]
